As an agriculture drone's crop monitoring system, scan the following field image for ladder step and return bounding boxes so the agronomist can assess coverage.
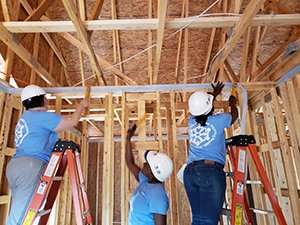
[225,172,234,177]
[246,180,262,185]
[37,209,52,217]
[53,176,63,181]
[250,208,274,215]
[221,208,231,216]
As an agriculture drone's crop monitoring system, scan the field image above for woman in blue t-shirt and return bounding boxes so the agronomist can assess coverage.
[126,124,173,225]
[184,82,238,225]
[6,85,88,225]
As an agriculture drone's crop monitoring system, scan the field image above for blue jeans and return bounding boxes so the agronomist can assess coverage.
[184,160,226,225]
[6,157,46,225]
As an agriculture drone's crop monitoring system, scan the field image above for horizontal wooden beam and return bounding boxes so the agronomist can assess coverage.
[3,14,300,33]
[0,23,59,86]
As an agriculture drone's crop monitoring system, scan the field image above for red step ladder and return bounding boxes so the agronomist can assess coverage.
[227,135,287,225]
[22,140,93,225]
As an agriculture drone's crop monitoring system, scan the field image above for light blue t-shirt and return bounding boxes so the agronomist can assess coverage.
[187,113,232,165]
[128,172,169,225]
[14,110,62,163]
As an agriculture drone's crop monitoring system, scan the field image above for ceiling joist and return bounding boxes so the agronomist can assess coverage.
[3,14,300,33]
[61,0,106,86]
[204,0,267,82]
[0,23,59,86]
[153,0,168,84]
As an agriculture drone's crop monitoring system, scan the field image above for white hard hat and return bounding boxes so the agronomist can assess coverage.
[188,91,214,116]
[21,85,46,102]
[146,151,173,182]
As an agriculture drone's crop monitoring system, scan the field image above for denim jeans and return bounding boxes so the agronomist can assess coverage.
[184,160,226,225]
[6,157,46,225]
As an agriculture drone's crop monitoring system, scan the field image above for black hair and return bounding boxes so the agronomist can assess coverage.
[22,95,45,110]
[194,114,209,126]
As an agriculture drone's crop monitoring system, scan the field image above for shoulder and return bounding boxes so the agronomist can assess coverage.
[213,113,232,121]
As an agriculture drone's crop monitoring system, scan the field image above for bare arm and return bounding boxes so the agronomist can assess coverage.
[126,124,141,181]
[154,214,167,225]
[54,99,88,132]
[229,95,238,125]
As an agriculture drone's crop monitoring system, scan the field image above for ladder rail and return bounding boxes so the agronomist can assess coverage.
[228,146,255,225]
[37,154,68,225]
[248,144,287,225]
[21,140,93,225]
[22,152,65,225]
[74,151,93,224]
[228,135,287,225]
[66,149,84,225]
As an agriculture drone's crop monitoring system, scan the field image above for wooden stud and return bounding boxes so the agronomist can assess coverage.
[205,0,267,82]
[270,88,300,224]
[101,93,114,225]
[153,0,168,84]
[61,0,106,86]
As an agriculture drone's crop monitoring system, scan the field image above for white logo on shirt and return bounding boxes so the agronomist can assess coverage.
[189,122,216,148]
[15,118,29,147]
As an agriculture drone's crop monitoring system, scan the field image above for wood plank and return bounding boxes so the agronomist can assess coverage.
[19,0,67,68]
[90,0,104,20]
[101,93,114,225]
[0,0,11,22]
[148,0,154,84]
[153,0,168,84]
[61,0,106,86]
[165,95,179,225]
[121,93,129,225]
[3,14,300,32]
[30,33,40,84]
[270,88,300,224]
[131,141,159,150]
[204,0,267,82]
[25,0,53,21]
[279,84,300,179]
[156,92,163,151]
[0,24,59,86]
[240,28,251,82]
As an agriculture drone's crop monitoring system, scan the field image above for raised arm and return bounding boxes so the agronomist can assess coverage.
[54,99,88,132]
[209,81,224,99]
[229,95,238,125]
[126,124,141,181]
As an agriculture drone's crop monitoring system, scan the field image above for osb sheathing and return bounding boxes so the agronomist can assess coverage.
[0,0,300,224]
[0,0,298,87]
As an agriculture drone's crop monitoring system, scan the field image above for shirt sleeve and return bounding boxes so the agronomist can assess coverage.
[138,171,148,183]
[215,113,232,128]
[41,112,62,131]
[148,188,169,215]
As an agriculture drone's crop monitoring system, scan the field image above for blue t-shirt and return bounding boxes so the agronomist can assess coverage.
[128,172,169,225]
[187,113,232,165]
[14,110,62,163]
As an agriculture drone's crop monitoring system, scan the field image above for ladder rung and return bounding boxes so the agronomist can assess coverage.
[221,208,231,216]
[37,209,52,217]
[225,172,234,177]
[53,176,63,181]
[246,180,262,185]
[250,208,274,215]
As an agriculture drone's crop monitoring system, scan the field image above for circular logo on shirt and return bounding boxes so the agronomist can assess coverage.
[15,118,29,147]
[189,122,216,148]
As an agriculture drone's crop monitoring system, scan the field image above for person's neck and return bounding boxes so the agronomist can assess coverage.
[148,177,161,184]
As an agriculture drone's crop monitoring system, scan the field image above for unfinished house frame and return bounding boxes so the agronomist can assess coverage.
[0,0,299,224]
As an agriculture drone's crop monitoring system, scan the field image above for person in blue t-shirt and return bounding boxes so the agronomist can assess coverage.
[184,82,238,225]
[126,124,173,225]
[5,84,88,225]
